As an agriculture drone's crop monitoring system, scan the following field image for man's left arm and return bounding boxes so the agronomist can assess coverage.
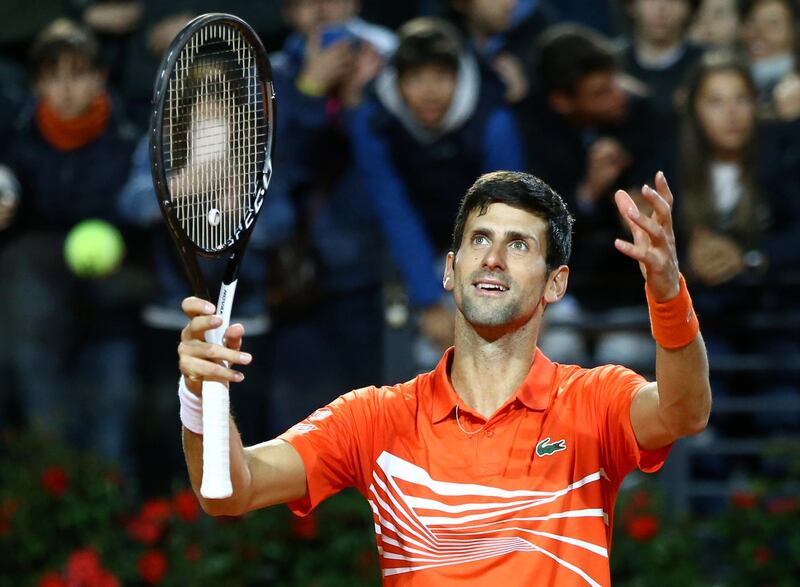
[613,171,712,451]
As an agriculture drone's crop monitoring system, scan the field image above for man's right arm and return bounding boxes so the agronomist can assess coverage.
[178,297,308,516]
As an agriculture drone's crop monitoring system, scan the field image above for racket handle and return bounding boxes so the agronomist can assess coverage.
[200,279,238,499]
[200,381,233,498]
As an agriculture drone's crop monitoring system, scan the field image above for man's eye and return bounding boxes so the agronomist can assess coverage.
[473,235,488,246]
[510,240,529,251]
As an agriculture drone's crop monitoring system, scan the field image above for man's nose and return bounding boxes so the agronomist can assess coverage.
[481,242,507,271]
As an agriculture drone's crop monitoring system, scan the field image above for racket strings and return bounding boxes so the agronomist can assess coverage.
[163,23,267,252]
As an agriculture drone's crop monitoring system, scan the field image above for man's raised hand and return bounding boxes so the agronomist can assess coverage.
[613,171,681,302]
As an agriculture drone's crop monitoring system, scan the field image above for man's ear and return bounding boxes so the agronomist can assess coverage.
[548,91,574,117]
[443,251,456,291]
[544,265,569,304]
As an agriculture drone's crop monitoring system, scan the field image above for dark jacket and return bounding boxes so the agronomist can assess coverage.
[521,90,675,309]
[6,97,138,232]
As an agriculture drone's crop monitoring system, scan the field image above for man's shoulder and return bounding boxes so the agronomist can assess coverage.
[551,361,645,397]
[340,369,433,409]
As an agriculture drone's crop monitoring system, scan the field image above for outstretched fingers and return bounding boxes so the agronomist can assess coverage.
[614,189,668,246]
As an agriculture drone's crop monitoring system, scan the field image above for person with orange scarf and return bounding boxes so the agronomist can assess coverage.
[0,19,139,471]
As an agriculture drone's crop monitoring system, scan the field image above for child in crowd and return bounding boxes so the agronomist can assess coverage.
[346,17,525,365]
[0,19,139,466]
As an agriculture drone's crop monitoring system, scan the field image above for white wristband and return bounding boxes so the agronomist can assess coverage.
[178,376,203,435]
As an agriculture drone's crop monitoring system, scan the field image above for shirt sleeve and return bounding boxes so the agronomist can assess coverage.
[278,387,379,516]
[591,366,672,484]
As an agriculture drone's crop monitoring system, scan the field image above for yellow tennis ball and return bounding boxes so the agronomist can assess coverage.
[63,219,125,278]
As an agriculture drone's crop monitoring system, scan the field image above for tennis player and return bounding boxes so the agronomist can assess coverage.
[177,170,711,586]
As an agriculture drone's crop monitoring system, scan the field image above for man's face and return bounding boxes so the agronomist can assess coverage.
[446,203,551,331]
[567,70,629,126]
[398,64,457,129]
[631,0,693,46]
[742,0,795,61]
[285,0,358,35]
[461,0,518,35]
[35,55,103,120]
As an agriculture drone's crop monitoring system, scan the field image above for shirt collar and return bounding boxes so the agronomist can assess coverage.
[430,346,557,423]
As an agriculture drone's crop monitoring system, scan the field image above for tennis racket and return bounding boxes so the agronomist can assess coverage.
[149,13,275,499]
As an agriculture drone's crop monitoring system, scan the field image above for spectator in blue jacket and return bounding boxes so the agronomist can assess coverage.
[1,19,139,466]
[346,17,526,361]
[264,0,395,434]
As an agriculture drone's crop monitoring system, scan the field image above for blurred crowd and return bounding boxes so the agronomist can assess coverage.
[0,0,799,497]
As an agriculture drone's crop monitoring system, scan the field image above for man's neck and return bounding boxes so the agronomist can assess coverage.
[449,314,541,418]
[634,37,685,69]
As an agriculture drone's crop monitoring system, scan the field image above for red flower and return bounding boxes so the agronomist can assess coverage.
[767,496,797,515]
[754,546,772,566]
[96,570,121,587]
[291,512,319,540]
[626,515,660,542]
[731,491,758,509]
[41,467,69,498]
[173,489,199,523]
[141,499,172,523]
[37,573,67,587]
[137,550,168,584]
[128,498,173,544]
[127,517,162,545]
[66,548,102,585]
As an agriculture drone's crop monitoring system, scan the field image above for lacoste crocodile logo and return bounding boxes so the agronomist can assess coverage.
[536,437,567,457]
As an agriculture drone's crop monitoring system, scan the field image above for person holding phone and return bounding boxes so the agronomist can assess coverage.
[264,0,396,434]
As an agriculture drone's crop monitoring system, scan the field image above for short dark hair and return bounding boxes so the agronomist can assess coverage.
[537,24,618,95]
[29,19,101,79]
[393,17,462,77]
[450,171,574,271]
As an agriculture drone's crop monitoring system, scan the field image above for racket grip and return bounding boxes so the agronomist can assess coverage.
[200,279,238,499]
[200,380,233,499]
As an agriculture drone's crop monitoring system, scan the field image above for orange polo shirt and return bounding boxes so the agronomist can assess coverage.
[279,348,671,586]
